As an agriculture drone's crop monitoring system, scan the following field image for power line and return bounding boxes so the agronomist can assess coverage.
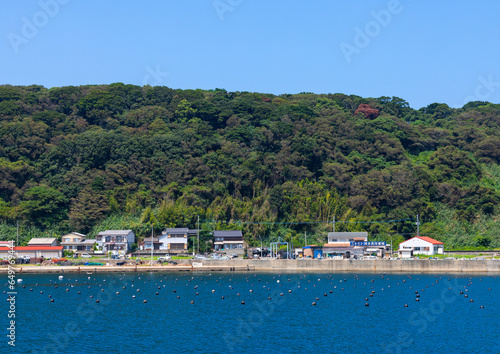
[201,218,415,225]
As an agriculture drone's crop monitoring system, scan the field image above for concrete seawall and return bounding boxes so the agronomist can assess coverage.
[5,259,499,274]
[184,259,500,273]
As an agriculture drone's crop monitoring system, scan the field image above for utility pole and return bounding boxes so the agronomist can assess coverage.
[16,221,19,247]
[151,223,154,266]
[259,236,262,258]
[416,214,420,237]
[305,231,307,248]
[333,216,335,232]
[197,215,200,255]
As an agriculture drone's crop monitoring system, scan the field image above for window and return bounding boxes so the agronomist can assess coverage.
[105,236,111,242]
[116,236,122,242]
[65,238,70,242]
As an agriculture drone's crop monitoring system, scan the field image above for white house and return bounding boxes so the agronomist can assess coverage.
[398,236,444,257]
[96,230,135,253]
[158,228,197,253]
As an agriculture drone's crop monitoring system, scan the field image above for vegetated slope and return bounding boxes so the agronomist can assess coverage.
[0,84,498,249]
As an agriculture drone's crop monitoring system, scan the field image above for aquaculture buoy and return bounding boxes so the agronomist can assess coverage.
[365,303,369,307]
[50,299,54,303]
[312,302,316,306]
[221,296,225,299]
[404,304,408,307]
[143,300,147,303]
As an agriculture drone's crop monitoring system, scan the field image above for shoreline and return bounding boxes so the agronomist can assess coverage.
[3,259,500,274]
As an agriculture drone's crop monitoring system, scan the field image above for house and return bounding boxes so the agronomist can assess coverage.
[0,246,63,259]
[60,233,96,253]
[96,230,135,253]
[28,238,59,247]
[158,228,198,253]
[213,230,244,255]
[323,232,368,258]
[139,237,161,251]
[398,236,444,256]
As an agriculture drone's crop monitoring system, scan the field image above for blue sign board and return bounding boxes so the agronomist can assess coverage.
[350,241,386,246]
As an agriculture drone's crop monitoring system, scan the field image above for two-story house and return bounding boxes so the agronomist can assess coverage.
[213,230,244,255]
[60,232,96,253]
[158,228,197,253]
[96,230,135,253]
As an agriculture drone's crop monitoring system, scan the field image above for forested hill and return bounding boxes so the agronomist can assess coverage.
[0,84,499,249]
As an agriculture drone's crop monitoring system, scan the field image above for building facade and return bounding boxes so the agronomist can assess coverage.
[60,232,96,253]
[213,230,244,255]
[96,230,135,253]
[398,236,444,256]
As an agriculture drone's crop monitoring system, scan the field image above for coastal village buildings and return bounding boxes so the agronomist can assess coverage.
[96,230,135,253]
[160,228,196,253]
[60,232,96,253]
[323,232,368,258]
[213,230,244,256]
[398,236,444,257]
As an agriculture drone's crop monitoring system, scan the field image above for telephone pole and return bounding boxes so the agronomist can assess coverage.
[16,221,19,247]
[333,216,335,232]
[197,215,200,254]
[416,214,420,237]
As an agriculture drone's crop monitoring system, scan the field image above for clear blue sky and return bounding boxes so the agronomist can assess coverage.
[1,0,500,109]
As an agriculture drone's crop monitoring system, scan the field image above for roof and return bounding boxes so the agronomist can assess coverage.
[62,232,87,238]
[0,246,63,251]
[28,238,57,244]
[401,236,443,245]
[81,239,96,244]
[97,230,133,236]
[213,230,243,237]
[165,228,189,233]
[142,237,159,242]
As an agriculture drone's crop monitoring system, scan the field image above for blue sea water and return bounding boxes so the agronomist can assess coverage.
[2,272,499,353]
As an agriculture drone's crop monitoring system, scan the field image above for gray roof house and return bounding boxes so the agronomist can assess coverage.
[213,230,244,255]
[158,228,198,253]
[60,232,96,253]
[96,230,135,253]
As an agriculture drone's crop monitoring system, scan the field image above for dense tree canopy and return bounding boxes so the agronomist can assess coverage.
[0,84,499,249]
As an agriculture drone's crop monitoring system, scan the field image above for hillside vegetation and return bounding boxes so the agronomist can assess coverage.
[0,84,499,249]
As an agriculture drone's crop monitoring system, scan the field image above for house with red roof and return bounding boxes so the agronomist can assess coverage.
[398,236,444,257]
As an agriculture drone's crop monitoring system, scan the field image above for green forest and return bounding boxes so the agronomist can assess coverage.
[0,83,499,250]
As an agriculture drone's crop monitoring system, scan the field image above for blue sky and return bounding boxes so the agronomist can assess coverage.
[1,0,500,109]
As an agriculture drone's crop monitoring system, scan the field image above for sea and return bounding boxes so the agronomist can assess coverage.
[3,272,499,353]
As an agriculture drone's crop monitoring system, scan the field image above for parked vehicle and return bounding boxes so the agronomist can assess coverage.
[81,253,92,258]
[158,255,172,261]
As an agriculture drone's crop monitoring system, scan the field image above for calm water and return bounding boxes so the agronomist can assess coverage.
[3,271,499,353]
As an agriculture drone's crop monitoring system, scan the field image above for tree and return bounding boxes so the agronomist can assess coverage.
[68,188,109,232]
[19,186,68,227]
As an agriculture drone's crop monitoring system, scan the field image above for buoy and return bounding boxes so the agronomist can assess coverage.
[143,300,147,303]
[365,303,369,306]
[156,292,159,295]
[50,299,54,302]
[312,302,316,306]
[241,301,245,305]
[96,299,100,303]
[17,279,22,283]
[176,296,180,299]
[404,304,408,307]
[221,296,225,299]
[480,306,484,309]
[190,301,194,304]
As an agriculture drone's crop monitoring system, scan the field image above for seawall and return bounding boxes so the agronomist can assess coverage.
[3,259,500,274]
